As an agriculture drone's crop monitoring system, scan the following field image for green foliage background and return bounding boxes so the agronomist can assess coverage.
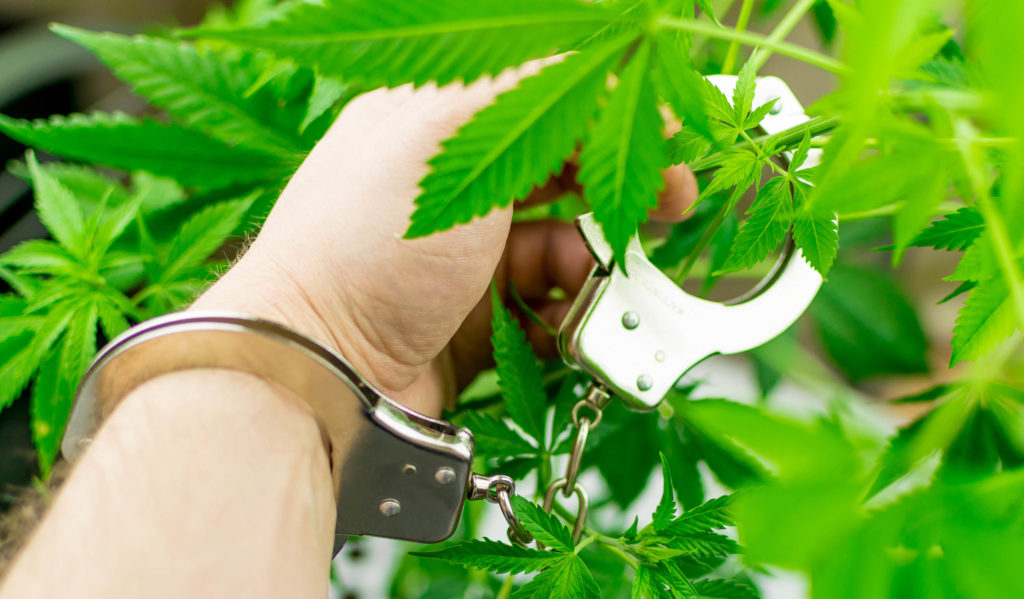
[1,0,1023,597]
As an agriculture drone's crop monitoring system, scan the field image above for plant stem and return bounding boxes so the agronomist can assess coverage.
[687,115,841,175]
[668,186,743,282]
[597,537,640,569]
[657,15,843,73]
[749,0,819,72]
[721,0,756,74]
[496,574,516,599]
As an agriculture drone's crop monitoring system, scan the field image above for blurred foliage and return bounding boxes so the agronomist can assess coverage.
[0,0,1022,597]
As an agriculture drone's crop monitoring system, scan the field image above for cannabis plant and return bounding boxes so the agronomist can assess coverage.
[1,0,1022,597]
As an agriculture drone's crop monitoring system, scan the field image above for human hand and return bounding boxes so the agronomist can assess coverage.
[194,62,697,417]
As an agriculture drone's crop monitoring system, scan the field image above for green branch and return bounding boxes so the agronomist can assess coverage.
[721,0,756,75]
[656,15,844,73]
[750,0,819,72]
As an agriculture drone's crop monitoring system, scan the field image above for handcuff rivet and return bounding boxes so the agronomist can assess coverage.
[655,350,666,362]
[637,374,653,391]
[621,311,640,330]
[402,464,417,476]
[435,467,456,485]
[379,499,401,517]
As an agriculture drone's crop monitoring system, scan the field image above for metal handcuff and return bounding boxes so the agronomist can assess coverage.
[60,75,824,555]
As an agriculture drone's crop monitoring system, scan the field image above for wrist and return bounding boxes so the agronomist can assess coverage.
[190,243,427,401]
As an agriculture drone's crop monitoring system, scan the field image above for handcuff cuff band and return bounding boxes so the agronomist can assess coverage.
[60,311,475,556]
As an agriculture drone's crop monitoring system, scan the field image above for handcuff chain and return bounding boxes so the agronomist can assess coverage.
[541,382,610,544]
[467,473,533,546]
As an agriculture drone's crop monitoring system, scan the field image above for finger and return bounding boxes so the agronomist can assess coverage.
[652,163,698,222]
[518,160,696,222]
[506,220,595,302]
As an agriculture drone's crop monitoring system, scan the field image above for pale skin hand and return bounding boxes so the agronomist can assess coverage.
[0,63,696,597]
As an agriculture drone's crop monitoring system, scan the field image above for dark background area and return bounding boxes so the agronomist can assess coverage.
[0,0,215,510]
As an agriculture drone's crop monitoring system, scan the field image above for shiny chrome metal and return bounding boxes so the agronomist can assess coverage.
[62,311,475,555]
[562,420,589,494]
[379,499,401,517]
[543,479,589,543]
[467,473,532,546]
[434,466,456,485]
[557,76,826,410]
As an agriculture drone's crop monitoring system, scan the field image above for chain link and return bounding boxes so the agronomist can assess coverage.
[468,382,610,548]
[542,382,610,543]
[467,473,533,546]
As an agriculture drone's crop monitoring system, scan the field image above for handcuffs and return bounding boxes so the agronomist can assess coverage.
[60,76,825,555]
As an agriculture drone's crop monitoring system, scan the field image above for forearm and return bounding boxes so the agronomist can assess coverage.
[0,370,335,598]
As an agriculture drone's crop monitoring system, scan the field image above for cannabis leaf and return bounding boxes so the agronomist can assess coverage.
[135,194,256,315]
[912,206,985,252]
[511,495,574,552]
[461,411,537,457]
[405,39,625,238]
[578,41,665,265]
[53,26,320,157]
[192,0,612,88]
[0,112,291,189]
[489,285,546,440]
[722,176,790,272]
[413,539,564,574]
[792,216,838,274]
[510,553,600,599]
[652,453,677,529]
[950,276,1015,365]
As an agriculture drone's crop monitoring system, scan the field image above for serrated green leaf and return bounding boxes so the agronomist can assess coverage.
[300,75,350,134]
[26,152,84,254]
[158,194,256,285]
[0,112,290,189]
[666,125,713,166]
[695,149,759,205]
[652,452,677,529]
[406,38,624,239]
[722,177,790,272]
[631,565,662,599]
[653,562,700,598]
[128,172,187,214]
[0,240,78,275]
[96,293,132,340]
[53,26,313,156]
[693,578,760,599]
[948,232,998,283]
[653,32,712,141]
[732,62,757,126]
[662,531,740,557]
[462,411,537,457]
[951,276,1016,365]
[579,41,665,266]
[789,130,812,173]
[792,216,838,274]
[663,494,732,535]
[511,553,600,599]
[511,495,574,552]
[912,206,985,252]
[490,285,546,439]
[32,299,97,475]
[412,538,563,574]
[743,98,778,130]
[0,300,76,411]
[634,546,692,563]
[193,0,611,88]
